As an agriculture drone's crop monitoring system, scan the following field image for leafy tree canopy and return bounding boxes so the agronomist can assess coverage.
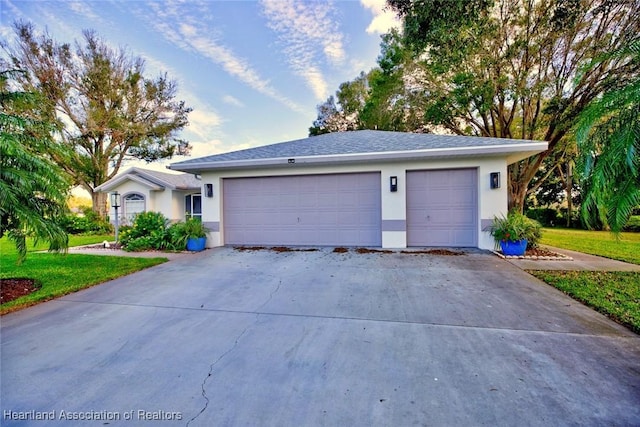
[0,70,69,263]
[1,22,192,216]
[362,0,640,211]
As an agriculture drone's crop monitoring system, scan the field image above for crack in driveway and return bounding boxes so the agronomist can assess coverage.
[185,322,251,427]
[186,279,283,426]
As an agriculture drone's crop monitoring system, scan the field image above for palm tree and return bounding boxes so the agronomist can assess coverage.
[0,70,69,263]
[576,39,640,233]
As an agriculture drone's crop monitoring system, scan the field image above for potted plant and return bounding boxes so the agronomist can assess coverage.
[182,218,209,252]
[489,211,541,256]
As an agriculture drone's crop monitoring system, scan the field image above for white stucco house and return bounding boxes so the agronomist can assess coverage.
[95,167,202,225]
[169,130,547,250]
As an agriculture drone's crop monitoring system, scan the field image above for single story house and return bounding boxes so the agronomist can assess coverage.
[169,130,547,250]
[95,167,202,225]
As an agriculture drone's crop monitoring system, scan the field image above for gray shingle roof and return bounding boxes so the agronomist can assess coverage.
[94,167,200,192]
[138,168,200,189]
[169,130,547,172]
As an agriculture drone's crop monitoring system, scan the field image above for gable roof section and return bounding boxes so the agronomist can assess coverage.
[169,130,547,173]
[95,167,201,193]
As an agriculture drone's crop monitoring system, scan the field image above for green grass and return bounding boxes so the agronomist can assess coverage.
[540,228,640,265]
[1,235,167,314]
[532,228,640,334]
[0,234,114,256]
[529,270,640,334]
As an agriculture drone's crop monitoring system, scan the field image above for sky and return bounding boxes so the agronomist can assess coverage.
[1,0,400,180]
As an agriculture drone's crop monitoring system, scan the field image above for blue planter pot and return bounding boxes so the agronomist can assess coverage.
[186,237,206,252]
[500,239,528,256]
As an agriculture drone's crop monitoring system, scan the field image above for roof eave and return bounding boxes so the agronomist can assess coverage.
[95,174,164,192]
[169,142,548,173]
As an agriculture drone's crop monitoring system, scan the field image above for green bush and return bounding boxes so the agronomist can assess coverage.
[120,212,201,251]
[59,208,113,234]
[624,216,640,232]
[121,212,171,251]
[526,208,560,227]
[119,212,209,252]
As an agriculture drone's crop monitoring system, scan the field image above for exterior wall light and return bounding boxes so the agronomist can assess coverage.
[490,172,500,189]
[205,183,213,197]
[390,176,398,192]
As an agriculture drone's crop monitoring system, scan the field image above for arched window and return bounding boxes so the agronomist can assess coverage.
[123,193,145,224]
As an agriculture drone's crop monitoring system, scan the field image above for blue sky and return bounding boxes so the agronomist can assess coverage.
[1,0,400,174]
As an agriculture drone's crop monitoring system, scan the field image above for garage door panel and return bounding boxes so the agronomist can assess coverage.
[407,169,477,247]
[224,173,381,246]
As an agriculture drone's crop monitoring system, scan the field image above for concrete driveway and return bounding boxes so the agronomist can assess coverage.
[2,247,639,426]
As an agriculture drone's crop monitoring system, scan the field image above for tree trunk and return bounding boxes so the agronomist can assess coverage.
[508,163,532,214]
[92,191,108,219]
[508,179,528,214]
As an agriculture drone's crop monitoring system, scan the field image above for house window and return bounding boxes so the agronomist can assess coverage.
[123,193,145,225]
[185,194,202,220]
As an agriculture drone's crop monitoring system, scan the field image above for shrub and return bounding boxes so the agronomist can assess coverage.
[624,216,640,232]
[59,207,113,234]
[120,212,210,252]
[121,212,171,251]
[526,208,560,227]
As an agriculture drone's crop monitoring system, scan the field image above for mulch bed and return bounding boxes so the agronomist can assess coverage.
[495,246,572,260]
[1,278,40,304]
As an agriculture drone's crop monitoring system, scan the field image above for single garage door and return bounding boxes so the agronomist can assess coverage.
[407,169,477,247]
[223,173,381,246]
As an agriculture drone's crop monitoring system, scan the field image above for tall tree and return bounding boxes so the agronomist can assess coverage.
[387,0,640,211]
[2,22,192,216]
[361,31,433,133]
[0,70,69,263]
[576,38,640,232]
[309,72,370,136]
[309,60,429,136]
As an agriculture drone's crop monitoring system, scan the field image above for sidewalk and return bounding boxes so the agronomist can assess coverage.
[67,244,193,261]
[506,245,640,271]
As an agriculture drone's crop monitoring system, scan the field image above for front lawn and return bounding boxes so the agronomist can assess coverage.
[540,228,640,265]
[532,228,640,334]
[1,235,167,315]
[529,270,640,334]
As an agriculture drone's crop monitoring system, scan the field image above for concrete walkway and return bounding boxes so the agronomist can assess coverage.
[67,245,191,260]
[1,247,638,426]
[507,245,640,271]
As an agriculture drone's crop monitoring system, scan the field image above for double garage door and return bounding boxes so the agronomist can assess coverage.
[223,169,477,247]
[223,173,382,246]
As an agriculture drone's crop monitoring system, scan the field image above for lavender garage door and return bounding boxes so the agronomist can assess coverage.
[406,169,478,247]
[223,173,381,246]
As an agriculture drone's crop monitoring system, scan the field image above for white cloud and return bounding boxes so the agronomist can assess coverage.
[260,0,345,100]
[140,1,305,114]
[222,95,244,108]
[187,108,223,140]
[67,1,100,22]
[360,0,401,34]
